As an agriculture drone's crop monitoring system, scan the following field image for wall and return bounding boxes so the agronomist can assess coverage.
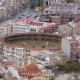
[61,38,71,57]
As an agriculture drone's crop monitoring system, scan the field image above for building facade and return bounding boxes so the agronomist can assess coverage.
[61,36,80,59]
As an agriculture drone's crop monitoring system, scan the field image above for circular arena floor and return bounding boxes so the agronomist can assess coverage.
[3,33,61,50]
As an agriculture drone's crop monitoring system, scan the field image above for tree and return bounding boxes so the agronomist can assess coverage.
[55,59,80,72]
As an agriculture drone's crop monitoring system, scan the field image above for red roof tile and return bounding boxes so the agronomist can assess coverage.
[16,17,34,23]
[18,63,42,75]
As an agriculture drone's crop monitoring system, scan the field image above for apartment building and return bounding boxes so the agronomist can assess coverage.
[61,35,80,59]
[2,44,30,67]
[43,0,66,6]
[12,22,31,33]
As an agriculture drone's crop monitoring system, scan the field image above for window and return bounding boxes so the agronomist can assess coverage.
[12,48,14,50]
[6,50,9,53]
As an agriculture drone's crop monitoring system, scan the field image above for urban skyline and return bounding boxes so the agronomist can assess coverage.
[0,0,80,80]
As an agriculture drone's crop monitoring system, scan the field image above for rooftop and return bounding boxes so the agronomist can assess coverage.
[18,63,42,76]
[64,35,80,41]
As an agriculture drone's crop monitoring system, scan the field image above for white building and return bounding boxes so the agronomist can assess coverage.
[0,20,15,37]
[61,35,80,58]
[8,66,21,80]
[0,6,7,19]
[2,44,30,67]
[12,22,31,33]
[30,21,55,32]
[55,73,75,80]
[43,0,66,6]
[47,2,80,16]
[0,20,31,37]
[0,25,11,37]
[58,24,72,36]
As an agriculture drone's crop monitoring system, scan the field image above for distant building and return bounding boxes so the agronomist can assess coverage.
[58,24,72,36]
[30,0,37,8]
[0,20,13,37]
[43,0,66,6]
[2,44,27,66]
[12,22,31,33]
[55,73,76,80]
[61,36,80,59]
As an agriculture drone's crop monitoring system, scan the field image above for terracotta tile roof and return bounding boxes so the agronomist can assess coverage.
[16,17,34,23]
[18,63,42,75]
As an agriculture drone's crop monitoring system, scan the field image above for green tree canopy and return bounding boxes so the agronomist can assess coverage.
[55,59,80,72]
